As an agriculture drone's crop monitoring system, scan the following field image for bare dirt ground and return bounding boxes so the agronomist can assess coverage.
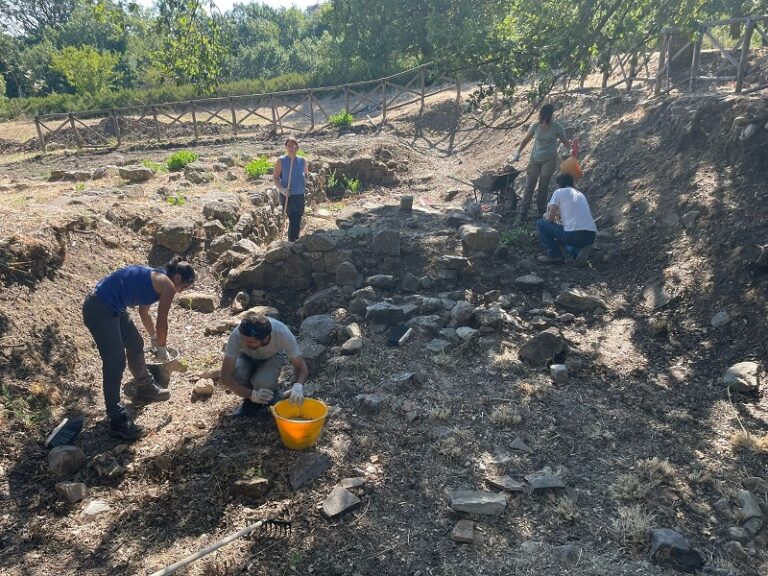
[1,87,768,576]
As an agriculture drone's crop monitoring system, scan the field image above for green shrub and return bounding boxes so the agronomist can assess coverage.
[326,169,344,197]
[166,192,186,206]
[344,176,361,194]
[328,110,354,128]
[141,159,169,173]
[166,151,198,171]
[296,149,307,158]
[501,225,536,248]
[245,156,271,180]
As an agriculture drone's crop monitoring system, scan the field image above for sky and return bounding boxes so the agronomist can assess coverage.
[135,0,322,12]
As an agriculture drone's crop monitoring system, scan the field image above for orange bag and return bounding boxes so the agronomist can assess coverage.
[560,139,583,181]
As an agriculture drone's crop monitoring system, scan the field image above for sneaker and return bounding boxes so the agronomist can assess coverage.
[230,398,266,418]
[45,416,85,448]
[537,254,565,264]
[109,413,143,441]
[134,383,171,402]
[574,245,592,268]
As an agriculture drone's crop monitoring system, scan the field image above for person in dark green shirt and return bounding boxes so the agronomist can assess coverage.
[512,104,570,222]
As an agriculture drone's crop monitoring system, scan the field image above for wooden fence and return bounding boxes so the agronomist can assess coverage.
[33,63,460,151]
[34,14,768,151]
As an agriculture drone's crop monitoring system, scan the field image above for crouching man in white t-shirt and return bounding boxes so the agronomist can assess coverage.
[219,311,309,417]
[536,173,597,267]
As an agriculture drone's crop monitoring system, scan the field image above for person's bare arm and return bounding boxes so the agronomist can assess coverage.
[153,275,176,347]
[546,203,561,222]
[138,305,154,338]
[289,356,308,384]
[219,356,252,400]
[517,131,534,154]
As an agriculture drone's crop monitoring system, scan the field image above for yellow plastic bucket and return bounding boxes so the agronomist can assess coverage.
[270,398,328,450]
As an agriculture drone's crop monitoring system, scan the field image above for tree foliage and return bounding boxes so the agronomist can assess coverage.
[50,45,121,96]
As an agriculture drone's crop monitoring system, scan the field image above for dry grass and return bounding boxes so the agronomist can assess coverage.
[730,430,768,453]
[489,404,522,426]
[613,505,655,552]
[551,496,579,523]
[435,435,462,459]
[516,380,552,401]
[610,457,675,501]
[428,406,451,421]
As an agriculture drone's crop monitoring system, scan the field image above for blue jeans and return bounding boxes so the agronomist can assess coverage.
[279,194,305,242]
[536,219,596,258]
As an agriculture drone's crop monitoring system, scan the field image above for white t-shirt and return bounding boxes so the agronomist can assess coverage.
[225,318,301,360]
[548,187,597,233]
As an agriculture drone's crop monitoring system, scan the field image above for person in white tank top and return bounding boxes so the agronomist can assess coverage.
[536,173,597,267]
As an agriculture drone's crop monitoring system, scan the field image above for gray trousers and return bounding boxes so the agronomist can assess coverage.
[82,294,153,419]
[233,352,284,393]
[518,156,557,220]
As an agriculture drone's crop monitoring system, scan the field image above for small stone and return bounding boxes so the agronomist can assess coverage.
[726,527,750,543]
[555,288,606,312]
[564,356,583,373]
[542,291,554,305]
[519,328,566,366]
[550,364,568,384]
[322,486,361,519]
[401,272,421,293]
[553,544,581,563]
[681,210,701,230]
[177,292,217,313]
[724,540,750,561]
[648,528,705,572]
[426,339,452,354]
[193,379,215,397]
[485,476,525,493]
[710,311,730,328]
[525,470,566,494]
[355,393,384,415]
[234,477,270,499]
[55,482,88,503]
[366,274,395,291]
[341,337,363,355]
[743,477,768,494]
[520,540,545,555]
[450,520,475,543]
[515,274,544,291]
[48,446,87,479]
[723,362,760,394]
[448,490,507,516]
[510,437,533,454]
[456,326,479,342]
[557,313,575,324]
[365,302,405,325]
[289,453,332,490]
[82,499,111,520]
[340,477,365,489]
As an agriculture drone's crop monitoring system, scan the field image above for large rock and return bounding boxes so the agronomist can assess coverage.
[367,274,395,291]
[723,361,760,394]
[450,301,476,326]
[298,232,337,252]
[299,315,337,345]
[555,288,606,312]
[118,166,154,182]
[515,274,544,291]
[519,328,566,365]
[289,452,331,490]
[156,218,196,253]
[48,446,87,479]
[209,232,242,257]
[448,490,507,516]
[366,302,405,325]
[371,230,401,257]
[475,306,504,329]
[458,224,499,252]
[304,286,347,317]
[648,528,705,572]
[234,477,270,499]
[336,261,363,288]
[408,315,444,336]
[55,481,88,503]
[446,210,475,227]
[203,196,240,226]
[177,292,217,313]
[299,340,328,377]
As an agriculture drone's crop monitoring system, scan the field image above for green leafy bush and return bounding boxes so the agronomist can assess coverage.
[328,110,354,128]
[344,176,361,194]
[296,149,307,157]
[245,156,271,180]
[141,159,169,173]
[166,151,198,171]
[166,193,187,206]
[326,169,344,197]
[501,225,535,248]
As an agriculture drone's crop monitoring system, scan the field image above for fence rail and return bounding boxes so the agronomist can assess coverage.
[34,14,768,151]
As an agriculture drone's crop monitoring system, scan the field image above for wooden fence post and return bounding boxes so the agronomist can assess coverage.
[627,52,638,92]
[230,98,237,138]
[689,32,702,92]
[736,19,756,93]
[190,101,199,140]
[111,109,121,147]
[34,116,45,152]
[419,69,426,113]
[381,80,387,121]
[151,106,161,141]
[455,74,462,105]
[308,91,315,130]
[654,32,669,96]
[69,113,82,149]
[344,85,350,114]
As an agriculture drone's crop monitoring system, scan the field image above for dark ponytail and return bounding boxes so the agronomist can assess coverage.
[539,104,555,124]
[166,256,196,285]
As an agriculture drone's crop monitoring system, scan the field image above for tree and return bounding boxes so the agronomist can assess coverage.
[153,0,228,94]
[50,45,121,97]
[0,0,79,39]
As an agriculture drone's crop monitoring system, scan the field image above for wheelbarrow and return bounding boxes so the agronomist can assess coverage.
[446,169,522,215]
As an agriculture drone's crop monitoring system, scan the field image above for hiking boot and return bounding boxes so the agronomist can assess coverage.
[231,398,266,418]
[109,413,143,441]
[537,254,565,264]
[574,245,592,268]
[45,416,85,448]
[134,382,171,402]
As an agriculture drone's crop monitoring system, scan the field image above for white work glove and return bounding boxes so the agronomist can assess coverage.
[155,346,169,361]
[250,388,274,405]
[511,151,521,163]
[284,382,304,405]
[150,335,158,350]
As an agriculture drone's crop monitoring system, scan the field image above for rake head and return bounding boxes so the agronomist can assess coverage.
[253,519,292,540]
